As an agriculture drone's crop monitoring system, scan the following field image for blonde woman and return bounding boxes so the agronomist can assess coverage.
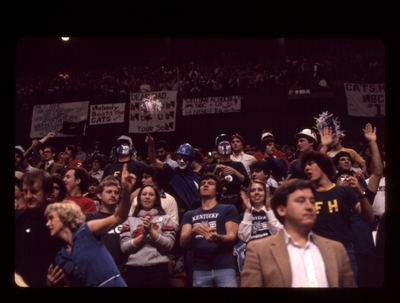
[45,164,136,287]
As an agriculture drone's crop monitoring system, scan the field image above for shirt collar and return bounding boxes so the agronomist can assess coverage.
[283,228,317,246]
[251,205,267,213]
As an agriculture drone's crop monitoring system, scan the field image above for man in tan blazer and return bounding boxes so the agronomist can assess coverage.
[241,179,356,288]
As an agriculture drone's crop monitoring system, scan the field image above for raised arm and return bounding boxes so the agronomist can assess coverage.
[319,126,333,154]
[88,163,137,236]
[145,134,164,168]
[348,176,374,223]
[363,123,383,193]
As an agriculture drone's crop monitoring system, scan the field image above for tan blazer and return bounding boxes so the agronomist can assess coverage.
[240,230,356,288]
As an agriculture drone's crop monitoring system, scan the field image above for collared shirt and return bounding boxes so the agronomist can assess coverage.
[230,151,256,178]
[283,229,329,287]
[89,169,104,182]
[45,160,54,170]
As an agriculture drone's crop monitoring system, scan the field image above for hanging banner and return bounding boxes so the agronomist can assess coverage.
[30,101,89,138]
[89,103,125,125]
[129,91,177,133]
[344,83,385,117]
[182,95,241,116]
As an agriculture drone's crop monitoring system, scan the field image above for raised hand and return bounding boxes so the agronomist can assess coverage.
[320,126,334,147]
[47,264,65,287]
[120,163,137,195]
[145,134,154,145]
[240,190,252,212]
[363,123,377,142]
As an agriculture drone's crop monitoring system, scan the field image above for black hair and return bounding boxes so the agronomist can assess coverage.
[155,140,170,151]
[300,151,336,180]
[51,173,68,202]
[141,164,165,189]
[66,166,90,194]
[249,160,272,177]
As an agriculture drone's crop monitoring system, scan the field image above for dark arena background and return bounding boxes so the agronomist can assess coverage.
[16,38,385,159]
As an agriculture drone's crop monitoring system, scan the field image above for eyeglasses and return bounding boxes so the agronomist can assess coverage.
[339,175,351,181]
[43,150,52,154]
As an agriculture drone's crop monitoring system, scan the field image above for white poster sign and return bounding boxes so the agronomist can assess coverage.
[89,103,125,125]
[30,101,89,138]
[182,95,241,116]
[129,91,177,133]
[344,83,385,117]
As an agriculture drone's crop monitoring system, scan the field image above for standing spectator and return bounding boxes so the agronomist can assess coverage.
[15,146,35,173]
[128,164,179,230]
[180,173,239,287]
[75,143,87,162]
[45,164,136,287]
[240,179,356,288]
[155,139,178,169]
[102,135,145,192]
[301,151,373,283]
[48,173,67,204]
[85,179,128,282]
[206,134,250,215]
[63,166,97,214]
[287,128,318,179]
[36,146,64,174]
[230,134,256,179]
[15,170,64,286]
[120,185,176,287]
[88,155,104,182]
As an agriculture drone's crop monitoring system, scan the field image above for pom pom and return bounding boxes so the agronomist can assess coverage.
[314,111,345,142]
[140,94,162,121]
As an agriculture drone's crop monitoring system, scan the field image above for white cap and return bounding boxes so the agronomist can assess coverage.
[294,129,317,142]
[261,132,274,141]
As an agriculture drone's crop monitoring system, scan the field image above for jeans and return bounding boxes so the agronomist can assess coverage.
[193,268,238,287]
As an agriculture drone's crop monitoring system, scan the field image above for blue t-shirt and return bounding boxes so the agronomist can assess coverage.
[182,203,239,271]
[55,222,127,287]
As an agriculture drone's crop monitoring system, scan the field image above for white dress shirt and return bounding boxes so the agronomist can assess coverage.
[283,228,329,287]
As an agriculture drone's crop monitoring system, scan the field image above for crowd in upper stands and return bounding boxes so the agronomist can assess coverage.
[16,48,385,109]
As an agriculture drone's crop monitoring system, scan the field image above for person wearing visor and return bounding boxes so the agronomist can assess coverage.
[206,134,250,215]
[102,135,145,192]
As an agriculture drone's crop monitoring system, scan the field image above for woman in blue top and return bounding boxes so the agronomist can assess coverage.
[45,163,137,287]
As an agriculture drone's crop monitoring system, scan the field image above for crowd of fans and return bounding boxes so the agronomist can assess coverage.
[15,123,385,287]
[16,49,385,109]
[15,43,386,288]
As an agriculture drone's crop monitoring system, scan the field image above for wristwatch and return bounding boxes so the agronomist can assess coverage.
[358,191,366,199]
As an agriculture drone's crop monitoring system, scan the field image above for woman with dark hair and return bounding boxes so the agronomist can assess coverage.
[45,164,136,287]
[48,173,67,203]
[120,185,175,287]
